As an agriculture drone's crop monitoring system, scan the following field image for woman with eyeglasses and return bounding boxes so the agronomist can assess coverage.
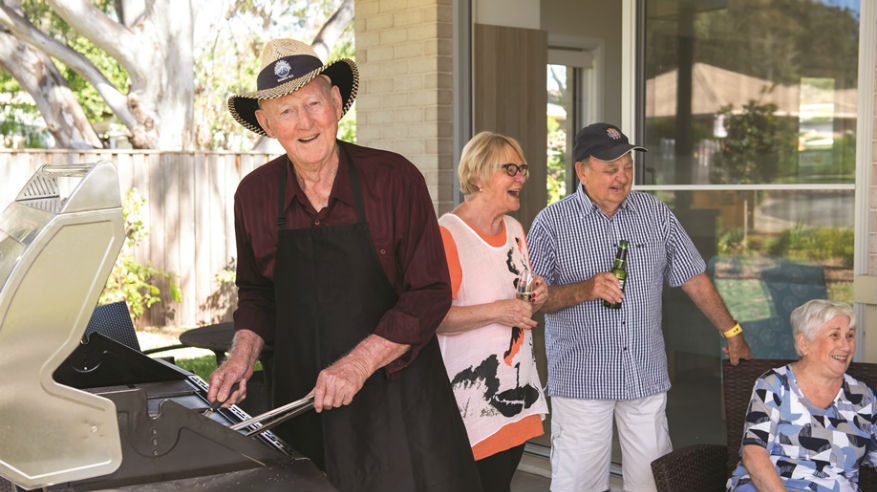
[436,131,549,491]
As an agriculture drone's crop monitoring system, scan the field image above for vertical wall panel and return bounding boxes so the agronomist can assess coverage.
[473,23,548,231]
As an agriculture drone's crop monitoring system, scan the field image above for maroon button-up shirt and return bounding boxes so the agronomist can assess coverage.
[233,141,452,375]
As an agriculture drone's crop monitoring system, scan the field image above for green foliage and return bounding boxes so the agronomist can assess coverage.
[716,223,854,268]
[338,104,357,143]
[712,100,798,184]
[23,0,129,120]
[100,190,182,322]
[826,281,854,306]
[59,36,129,122]
[716,227,746,255]
[0,49,46,148]
[215,259,236,285]
[2,0,128,145]
[768,224,854,267]
[0,102,46,148]
[546,115,566,204]
[644,0,859,185]
[193,0,355,150]
[646,0,859,89]
[4,0,352,151]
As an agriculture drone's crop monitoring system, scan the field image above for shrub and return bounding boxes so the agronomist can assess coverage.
[717,227,746,255]
[767,224,854,267]
[100,189,181,322]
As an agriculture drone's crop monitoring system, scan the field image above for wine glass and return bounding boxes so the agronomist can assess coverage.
[515,268,533,302]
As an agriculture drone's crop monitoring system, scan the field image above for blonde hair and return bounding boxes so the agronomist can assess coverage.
[457,131,527,196]
[790,299,855,357]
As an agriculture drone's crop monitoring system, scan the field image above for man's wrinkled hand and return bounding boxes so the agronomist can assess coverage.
[207,358,250,407]
[310,355,371,412]
[723,333,754,366]
[583,272,624,304]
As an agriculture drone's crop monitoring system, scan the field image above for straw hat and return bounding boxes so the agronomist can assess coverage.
[227,38,358,135]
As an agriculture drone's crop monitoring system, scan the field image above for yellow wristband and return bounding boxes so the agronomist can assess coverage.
[723,323,743,339]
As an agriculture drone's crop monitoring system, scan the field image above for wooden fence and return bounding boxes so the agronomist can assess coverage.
[0,150,280,328]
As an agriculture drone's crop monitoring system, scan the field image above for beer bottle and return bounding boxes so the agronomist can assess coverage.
[603,240,628,309]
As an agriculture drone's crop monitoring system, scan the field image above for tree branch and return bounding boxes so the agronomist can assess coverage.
[311,0,353,60]
[46,0,141,72]
[0,3,138,130]
[0,30,103,148]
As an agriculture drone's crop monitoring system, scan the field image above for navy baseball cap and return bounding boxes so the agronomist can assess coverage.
[573,123,647,162]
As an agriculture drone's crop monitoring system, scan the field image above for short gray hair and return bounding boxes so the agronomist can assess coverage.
[790,299,855,356]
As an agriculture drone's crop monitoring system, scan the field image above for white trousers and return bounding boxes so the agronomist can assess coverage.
[549,393,672,492]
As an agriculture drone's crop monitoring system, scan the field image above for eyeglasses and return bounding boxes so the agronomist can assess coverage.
[500,163,529,178]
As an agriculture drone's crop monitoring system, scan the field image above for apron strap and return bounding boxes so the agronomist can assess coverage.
[339,142,367,225]
[277,157,289,228]
[276,142,367,230]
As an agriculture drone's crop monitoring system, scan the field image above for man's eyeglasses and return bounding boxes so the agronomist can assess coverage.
[500,163,529,178]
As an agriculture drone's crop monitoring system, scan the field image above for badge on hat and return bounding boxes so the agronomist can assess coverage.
[606,128,622,140]
[274,59,292,83]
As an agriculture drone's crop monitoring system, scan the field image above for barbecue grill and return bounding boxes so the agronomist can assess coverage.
[0,162,333,491]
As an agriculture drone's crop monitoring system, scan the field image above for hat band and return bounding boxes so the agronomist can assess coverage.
[257,54,324,91]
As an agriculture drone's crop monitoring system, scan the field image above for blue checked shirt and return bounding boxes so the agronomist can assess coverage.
[527,187,706,401]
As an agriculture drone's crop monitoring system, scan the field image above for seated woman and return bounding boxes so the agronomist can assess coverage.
[727,299,877,492]
[437,131,549,492]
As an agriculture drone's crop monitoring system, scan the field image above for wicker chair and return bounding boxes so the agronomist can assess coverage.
[651,358,877,492]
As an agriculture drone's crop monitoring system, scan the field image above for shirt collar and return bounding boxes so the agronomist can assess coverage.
[283,141,355,213]
[574,184,637,218]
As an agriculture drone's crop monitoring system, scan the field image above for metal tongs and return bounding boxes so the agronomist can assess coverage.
[230,394,315,437]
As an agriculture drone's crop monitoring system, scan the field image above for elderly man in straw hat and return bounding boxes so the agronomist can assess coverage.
[207,38,481,491]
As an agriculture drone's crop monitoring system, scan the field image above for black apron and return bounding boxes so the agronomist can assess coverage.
[270,144,481,492]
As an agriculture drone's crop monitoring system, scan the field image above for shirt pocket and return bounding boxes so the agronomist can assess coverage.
[627,238,666,284]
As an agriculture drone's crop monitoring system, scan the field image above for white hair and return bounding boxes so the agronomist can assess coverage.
[790,299,855,357]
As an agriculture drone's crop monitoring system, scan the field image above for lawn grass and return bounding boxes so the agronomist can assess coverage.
[138,329,263,383]
[173,354,262,382]
[174,354,218,381]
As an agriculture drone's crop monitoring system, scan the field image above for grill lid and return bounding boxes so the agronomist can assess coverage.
[0,161,125,489]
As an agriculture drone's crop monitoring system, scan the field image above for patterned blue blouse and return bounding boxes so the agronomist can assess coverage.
[727,365,877,492]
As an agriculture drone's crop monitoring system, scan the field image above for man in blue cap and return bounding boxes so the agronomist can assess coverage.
[527,123,753,492]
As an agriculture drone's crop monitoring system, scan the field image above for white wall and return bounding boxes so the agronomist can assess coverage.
[475,0,540,29]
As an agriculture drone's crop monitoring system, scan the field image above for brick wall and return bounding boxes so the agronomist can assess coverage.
[354,0,455,213]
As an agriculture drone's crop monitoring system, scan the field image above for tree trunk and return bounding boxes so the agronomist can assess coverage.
[311,0,353,61]
[0,29,102,148]
[144,0,194,150]
[48,0,194,150]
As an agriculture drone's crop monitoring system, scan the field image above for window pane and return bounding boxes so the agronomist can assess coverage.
[640,0,859,453]
[652,188,855,448]
[642,0,859,185]
[547,64,573,204]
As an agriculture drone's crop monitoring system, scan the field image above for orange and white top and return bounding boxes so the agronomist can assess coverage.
[438,213,547,460]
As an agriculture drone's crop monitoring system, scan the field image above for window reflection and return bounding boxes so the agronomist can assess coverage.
[654,188,855,447]
[640,0,859,450]
[547,64,573,204]
[643,0,859,185]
